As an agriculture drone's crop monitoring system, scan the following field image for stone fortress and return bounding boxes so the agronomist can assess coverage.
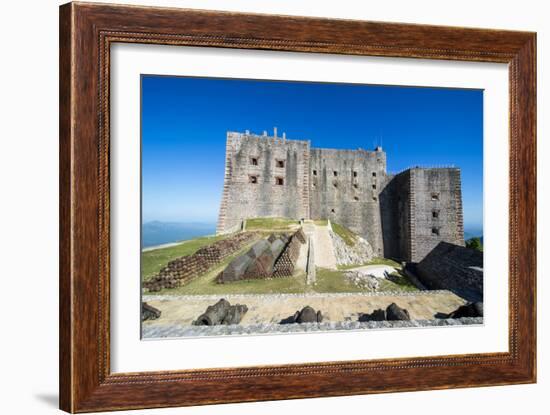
[217,129,465,263]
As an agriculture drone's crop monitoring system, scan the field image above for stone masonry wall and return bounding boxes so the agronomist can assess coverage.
[217,132,310,234]
[217,131,465,264]
[309,147,387,256]
[409,168,464,262]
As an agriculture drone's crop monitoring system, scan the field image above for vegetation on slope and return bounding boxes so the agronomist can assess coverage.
[331,222,358,247]
[245,217,300,231]
[466,237,483,252]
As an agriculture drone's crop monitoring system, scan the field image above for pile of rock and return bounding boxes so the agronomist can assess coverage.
[343,270,381,291]
[217,229,306,283]
[330,230,374,267]
[144,232,259,292]
[359,303,411,322]
[193,299,248,326]
[273,229,306,277]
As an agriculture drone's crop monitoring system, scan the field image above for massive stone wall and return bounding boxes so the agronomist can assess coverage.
[308,147,387,256]
[217,131,465,263]
[408,168,464,262]
[217,131,310,234]
[415,242,483,302]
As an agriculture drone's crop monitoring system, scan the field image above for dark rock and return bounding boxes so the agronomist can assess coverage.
[448,302,483,318]
[142,302,161,321]
[386,303,411,321]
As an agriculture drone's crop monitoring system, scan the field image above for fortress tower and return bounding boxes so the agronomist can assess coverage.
[217,130,464,262]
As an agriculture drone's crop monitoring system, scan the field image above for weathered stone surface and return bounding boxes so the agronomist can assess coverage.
[217,131,465,262]
[343,270,380,291]
[282,306,324,324]
[141,302,161,321]
[358,308,386,322]
[415,242,483,302]
[386,303,411,321]
[331,230,374,266]
[222,304,249,325]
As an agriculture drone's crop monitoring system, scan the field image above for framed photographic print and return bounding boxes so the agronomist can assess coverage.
[59,2,536,412]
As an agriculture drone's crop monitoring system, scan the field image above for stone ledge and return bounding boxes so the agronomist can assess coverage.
[142,317,483,339]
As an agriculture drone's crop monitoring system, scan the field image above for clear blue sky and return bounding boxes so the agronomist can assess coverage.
[142,75,483,231]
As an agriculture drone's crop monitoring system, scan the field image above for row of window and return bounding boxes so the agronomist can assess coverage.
[250,157,285,168]
[313,169,377,178]
[249,175,284,185]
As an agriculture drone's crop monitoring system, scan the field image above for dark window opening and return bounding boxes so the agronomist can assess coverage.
[373,196,378,201]
[431,193,440,201]
[251,157,258,166]
[372,172,377,177]
[333,171,338,177]
[276,177,284,186]
[353,171,358,177]
[249,175,258,184]
[353,183,358,189]
[313,170,317,176]
[431,227,440,236]
[353,196,359,201]
[333,181,338,188]
[276,159,285,168]
[372,184,377,190]
[331,209,335,213]
[432,210,439,218]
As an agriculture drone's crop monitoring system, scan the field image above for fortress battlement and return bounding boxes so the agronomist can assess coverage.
[217,130,464,262]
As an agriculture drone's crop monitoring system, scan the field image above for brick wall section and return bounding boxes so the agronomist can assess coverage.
[415,242,483,302]
[144,232,259,292]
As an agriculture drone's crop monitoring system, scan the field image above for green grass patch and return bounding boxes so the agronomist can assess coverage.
[379,273,418,292]
[331,222,358,247]
[313,268,364,293]
[141,234,225,281]
[245,217,299,231]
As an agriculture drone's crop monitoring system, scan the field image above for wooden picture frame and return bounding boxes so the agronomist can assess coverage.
[59,2,536,412]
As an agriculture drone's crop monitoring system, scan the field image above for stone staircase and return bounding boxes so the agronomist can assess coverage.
[302,221,337,270]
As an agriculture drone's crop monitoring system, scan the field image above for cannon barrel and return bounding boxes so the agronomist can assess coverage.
[194,299,231,325]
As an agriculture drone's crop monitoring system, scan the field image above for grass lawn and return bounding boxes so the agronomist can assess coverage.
[245,217,299,231]
[141,234,226,281]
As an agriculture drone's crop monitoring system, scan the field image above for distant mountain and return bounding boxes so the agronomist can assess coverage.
[142,221,216,248]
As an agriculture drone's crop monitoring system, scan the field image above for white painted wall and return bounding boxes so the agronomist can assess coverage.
[0,0,547,414]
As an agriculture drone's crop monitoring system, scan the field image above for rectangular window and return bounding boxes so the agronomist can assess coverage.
[333,171,338,177]
[372,184,377,190]
[249,175,258,184]
[372,172,377,177]
[276,159,285,168]
[275,177,284,186]
[432,210,439,218]
[353,171,358,177]
[431,192,440,201]
[313,170,317,176]
[250,157,258,166]
[431,227,440,236]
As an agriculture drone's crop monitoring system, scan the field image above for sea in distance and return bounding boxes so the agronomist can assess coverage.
[142,221,216,248]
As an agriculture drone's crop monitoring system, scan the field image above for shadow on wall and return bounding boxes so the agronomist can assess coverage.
[413,241,484,303]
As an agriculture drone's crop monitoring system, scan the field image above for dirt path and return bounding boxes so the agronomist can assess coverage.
[143,290,466,328]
